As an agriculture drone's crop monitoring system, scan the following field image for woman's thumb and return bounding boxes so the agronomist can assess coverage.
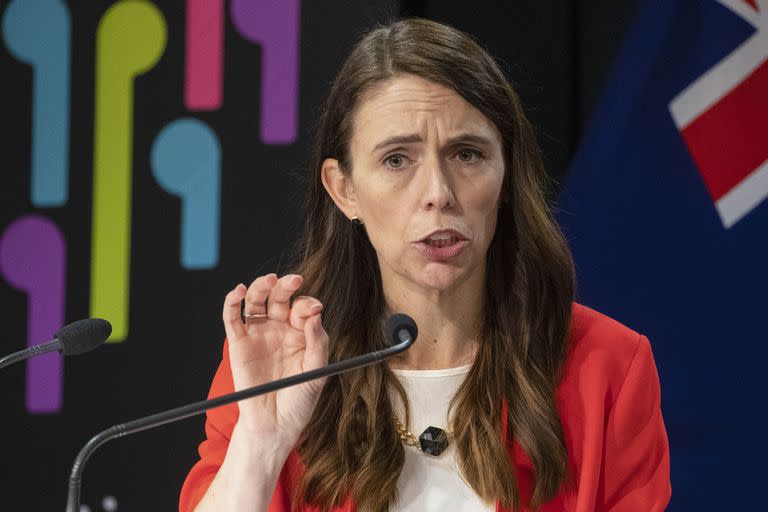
[303,313,329,371]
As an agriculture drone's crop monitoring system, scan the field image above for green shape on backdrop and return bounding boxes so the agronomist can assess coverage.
[90,0,167,342]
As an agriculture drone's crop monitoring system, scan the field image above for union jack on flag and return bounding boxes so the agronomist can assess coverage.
[669,0,768,227]
[558,1,768,509]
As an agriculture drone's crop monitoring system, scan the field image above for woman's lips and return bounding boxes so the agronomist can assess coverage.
[414,238,468,259]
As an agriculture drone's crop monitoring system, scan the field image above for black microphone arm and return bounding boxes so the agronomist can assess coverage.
[0,318,111,370]
[65,314,417,512]
[0,338,61,369]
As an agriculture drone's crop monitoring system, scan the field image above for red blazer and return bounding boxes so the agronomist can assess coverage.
[180,303,671,511]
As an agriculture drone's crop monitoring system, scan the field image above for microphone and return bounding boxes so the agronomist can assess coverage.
[65,313,418,512]
[0,318,112,370]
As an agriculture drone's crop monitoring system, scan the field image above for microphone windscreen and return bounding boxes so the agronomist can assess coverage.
[385,313,418,345]
[55,318,112,355]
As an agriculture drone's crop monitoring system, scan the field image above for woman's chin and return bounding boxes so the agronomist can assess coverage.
[416,266,467,292]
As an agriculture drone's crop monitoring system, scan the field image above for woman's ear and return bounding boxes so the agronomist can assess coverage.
[321,158,357,219]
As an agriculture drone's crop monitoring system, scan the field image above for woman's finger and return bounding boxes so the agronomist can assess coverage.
[289,296,323,331]
[244,273,277,316]
[222,284,247,342]
[267,274,303,322]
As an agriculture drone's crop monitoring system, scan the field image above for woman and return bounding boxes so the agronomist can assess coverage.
[180,18,671,512]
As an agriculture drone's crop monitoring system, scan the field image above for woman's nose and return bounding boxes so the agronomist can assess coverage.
[420,157,455,210]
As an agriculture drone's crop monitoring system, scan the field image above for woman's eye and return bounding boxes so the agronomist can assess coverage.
[456,148,483,164]
[384,154,407,169]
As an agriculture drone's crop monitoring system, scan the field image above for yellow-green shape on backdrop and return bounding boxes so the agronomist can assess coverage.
[90,0,166,342]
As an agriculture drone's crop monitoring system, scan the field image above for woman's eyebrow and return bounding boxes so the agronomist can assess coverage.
[372,134,422,151]
[444,133,493,147]
[372,132,493,151]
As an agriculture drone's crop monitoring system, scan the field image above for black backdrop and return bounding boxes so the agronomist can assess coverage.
[0,1,637,509]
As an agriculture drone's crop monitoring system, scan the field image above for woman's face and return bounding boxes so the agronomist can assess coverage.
[323,74,505,294]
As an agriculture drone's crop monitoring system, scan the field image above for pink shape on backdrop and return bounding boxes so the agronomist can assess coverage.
[0,215,66,413]
[185,0,224,110]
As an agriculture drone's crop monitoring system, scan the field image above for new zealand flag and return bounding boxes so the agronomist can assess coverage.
[558,0,768,509]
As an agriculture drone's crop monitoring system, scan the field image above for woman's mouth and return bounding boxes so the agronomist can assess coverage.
[424,236,460,248]
[414,232,469,259]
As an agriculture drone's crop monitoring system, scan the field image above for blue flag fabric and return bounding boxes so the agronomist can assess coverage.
[558,1,768,509]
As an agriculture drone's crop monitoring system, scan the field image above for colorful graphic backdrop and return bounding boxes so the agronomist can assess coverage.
[0,1,395,509]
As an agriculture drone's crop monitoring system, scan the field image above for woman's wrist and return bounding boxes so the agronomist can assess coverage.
[231,420,295,463]
[194,421,293,511]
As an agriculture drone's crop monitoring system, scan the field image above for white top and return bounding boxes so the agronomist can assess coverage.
[388,364,496,512]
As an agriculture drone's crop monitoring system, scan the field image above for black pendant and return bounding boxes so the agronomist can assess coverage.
[418,426,449,456]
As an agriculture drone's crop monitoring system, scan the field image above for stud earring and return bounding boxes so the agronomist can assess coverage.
[351,216,364,227]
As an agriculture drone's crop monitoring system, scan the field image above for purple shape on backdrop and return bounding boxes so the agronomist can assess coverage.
[0,215,66,413]
[231,0,300,144]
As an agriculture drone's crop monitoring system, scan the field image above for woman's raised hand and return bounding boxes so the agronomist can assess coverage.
[222,273,329,447]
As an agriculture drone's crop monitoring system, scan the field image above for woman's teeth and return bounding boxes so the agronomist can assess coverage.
[425,237,458,247]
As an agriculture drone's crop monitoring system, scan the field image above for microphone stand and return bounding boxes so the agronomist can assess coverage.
[0,339,61,369]
[65,331,415,512]
[0,318,111,370]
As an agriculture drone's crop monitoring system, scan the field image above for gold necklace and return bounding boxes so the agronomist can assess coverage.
[393,416,453,456]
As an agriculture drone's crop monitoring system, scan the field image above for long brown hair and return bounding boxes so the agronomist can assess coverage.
[292,18,575,511]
